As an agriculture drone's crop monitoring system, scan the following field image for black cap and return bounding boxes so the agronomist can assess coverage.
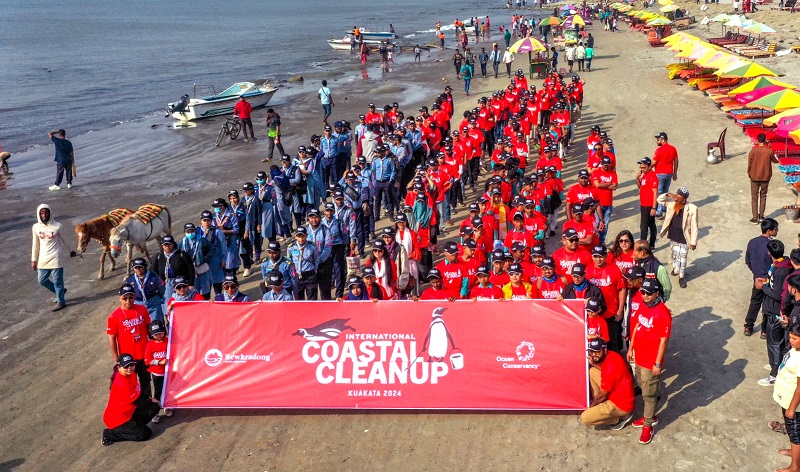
[201,210,213,220]
[227,190,240,199]
[592,245,608,256]
[511,241,526,252]
[211,198,227,208]
[471,216,484,228]
[444,242,459,254]
[362,267,376,278]
[469,203,480,212]
[463,239,477,250]
[492,249,506,261]
[324,202,335,211]
[460,226,474,235]
[333,190,345,199]
[348,275,363,288]
[428,268,443,280]
[266,270,284,286]
[416,193,428,202]
[256,171,267,179]
[513,212,525,221]
[267,241,281,252]
[307,208,321,217]
[149,320,166,336]
[119,285,135,296]
[677,187,690,198]
[571,263,586,277]
[578,170,590,178]
[395,213,408,223]
[174,276,189,288]
[117,353,137,367]
[541,257,555,269]
[222,275,239,286]
[132,257,147,268]
[571,203,584,214]
[161,235,176,246]
[184,223,196,232]
[600,156,612,166]
[638,157,653,166]
[382,227,395,237]
[587,338,607,352]
[531,244,546,256]
[373,239,386,250]
[586,297,603,313]
[640,279,662,294]
[563,228,580,240]
[508,263,523,275]
[476,265,490,276]
[295,226,308,235]
[655,132,668,140]
[242,182,255,191]
[623,266,646,280]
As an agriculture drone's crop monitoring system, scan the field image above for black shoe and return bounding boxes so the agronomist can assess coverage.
[101,433,114,446]
[761,330,768,340]
[549,230,556,237]
[51,304,67,312]
[744,326,754,336]
[679,277,687,288]
[634,385,642,397]
[750,218,760,224]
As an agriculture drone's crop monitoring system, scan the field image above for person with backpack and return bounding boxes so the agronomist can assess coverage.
[282,155,306,229]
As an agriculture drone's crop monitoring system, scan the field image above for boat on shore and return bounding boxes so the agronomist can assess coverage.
[348,29,398,40]
[166,80,277,121]
[328,36,386,50]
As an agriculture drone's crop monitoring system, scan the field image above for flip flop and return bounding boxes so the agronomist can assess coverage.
[770,420,788,434]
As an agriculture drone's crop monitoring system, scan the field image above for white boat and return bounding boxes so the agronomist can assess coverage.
[167,80,278,121]
[327,36,385,50]
[348,29,398,40]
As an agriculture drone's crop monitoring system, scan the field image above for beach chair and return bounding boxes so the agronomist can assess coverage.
[708,32,734,44]
[793,45,800,54]
[747,43,777,58]
[707,128,727,161]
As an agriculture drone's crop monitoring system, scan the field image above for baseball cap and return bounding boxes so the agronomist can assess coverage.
[491,188,502,196]
[600,156,612,166]
[161,235,176,246]
[382,227,395,237]
[348,275,363,288]
[242,182,255,191]
[471,216,484,228]
[508,263,523,275]
[638,157,653,166]
[416,193,428,202]
[476,265,490,276]
[222,275,239,286]
[119,285,135,296]
[463,239,477,250]
[571,203,584,214]
[267,241,281,253]
[511,241,526,252]
[541,257,555,269]
[640,279,662,294]
[307,208,321,217]
[586,297,603,313]
[117,353,137,368]
[492,249,506,261]
[512,212,525,221]
[395,213,408,223]
[587,338,607,352]
[295,227,308,235]
[468,203,480,212]
[524,199,535,208]
[324,202,335,211]
[373,239,386,250]
[592,245,608,256]
[266,270,284,286]
[563,228,579,240]
[623,266,646,280]
[460,226,474,235]
[655,132,668,140]
[200,210,213,221]
[333,190,345,199]
[677,187,690,198]
[227,190,240,199]
[578,170,590,179]
[149,320,166,336]
[362,267,376,278]
[571,263,586,276]
[174,276,189,288]
[531,244,546,256]
[183,223,196,233]
[428,268,442,280]
[444,242,459,255]
[132,257,147,268]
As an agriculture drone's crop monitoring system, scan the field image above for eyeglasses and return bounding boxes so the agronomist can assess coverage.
[121,295,135,300]
[121,364,136,369]
[373,249,384,252]
[619,239,631,243]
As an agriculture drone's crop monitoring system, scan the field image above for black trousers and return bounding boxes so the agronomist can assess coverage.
[135,359,152,398]
[766,311,787,377]
[54,162,73,186]
[745,284,766,329]
[240,118,254,139]
[317,258,334,300]
[294,271,318,300]
[331,244,348,298]
[102,400,160,444]
[480,62,487,77]
[240,238,253,269]
[639,206,657,247]
[467,158,481,188]
[152,374,164,402]
[606,317,624,354]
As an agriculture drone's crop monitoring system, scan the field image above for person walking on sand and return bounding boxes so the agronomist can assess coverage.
[748,132,779,224]
[453,50,464,78]
[636,157,659,248]
[32,203,76,311]
[504,27,512,48]
[745,217,779,337]
[478,47,489,78]
[414,45,421,62]
[502,48,515,78]
[576,42,586,72]
[460,61,474,96]
[651,132,679,219]
[233,96,255,143]
[0,141,11,175]
[490,43,502,78]
[263,108,284,163]
[585,44,595,71]
[48,129,73,190]
[318,80,334,125]
[656,188,698,289]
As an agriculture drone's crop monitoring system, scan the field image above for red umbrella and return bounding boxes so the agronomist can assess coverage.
[735,84,791,105]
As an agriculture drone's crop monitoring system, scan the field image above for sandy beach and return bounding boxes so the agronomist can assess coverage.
[4,6,800,470]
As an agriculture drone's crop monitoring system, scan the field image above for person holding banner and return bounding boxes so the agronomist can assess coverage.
[213,275,249,302]
[107,285,151,398]
[262,271,294,301]
[287,227,320,300]
[580,338,635,430]
[415,268,457,301]
[101,353,160,446]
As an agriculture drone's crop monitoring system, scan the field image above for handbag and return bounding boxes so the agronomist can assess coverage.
[195,262,210,275]
[71,163,77,178]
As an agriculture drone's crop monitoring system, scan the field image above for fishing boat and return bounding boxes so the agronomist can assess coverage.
[327,36,385,50]
[166,80,278,121]
[347,29,398,40]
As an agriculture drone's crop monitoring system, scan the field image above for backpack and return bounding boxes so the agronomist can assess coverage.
[288,165,308,196]
[273,172,291,194]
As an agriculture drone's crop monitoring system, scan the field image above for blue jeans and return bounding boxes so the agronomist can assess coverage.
[38,268,65,305]
[322,104,332,119]
[600,205,613,244]
[655,173,672,215]
[464,78,471,95]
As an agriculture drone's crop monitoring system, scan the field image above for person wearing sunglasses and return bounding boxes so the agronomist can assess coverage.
[107,285,152,398]
[101,353,161,446]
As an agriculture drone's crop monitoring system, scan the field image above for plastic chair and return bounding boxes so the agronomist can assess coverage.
[707,128,727,161]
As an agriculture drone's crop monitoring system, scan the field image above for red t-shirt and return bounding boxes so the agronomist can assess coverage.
[591,169,618,207]
[566,183,598,207]
[599,350,635,413]
[460,256,480,289]
[638,172,659,207]
[586,315,609,341]
[436,260,465,297]
[490,270,510,288]
[537,276,566,299]
[562,219,598,247]
[628,290,644,335]
[145,338,169,376]
[552,246,592,277]
[419,286,454,300]
[107,305,151,360]
[103,372,141,429]
[586,263,625,318]
[653,143,678,175]
[470,283,504,300]
[632,302,672,369]
[233,100,252,119]
[612,251,636,274]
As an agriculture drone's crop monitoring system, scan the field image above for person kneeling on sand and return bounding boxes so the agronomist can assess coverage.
[581,338,635,430]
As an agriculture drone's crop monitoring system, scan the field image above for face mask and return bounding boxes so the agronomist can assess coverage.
[256,179,265,185]
[214,207,222,214]
[185,232,196,240]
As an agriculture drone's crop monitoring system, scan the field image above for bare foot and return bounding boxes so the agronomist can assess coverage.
[777,448,791,457]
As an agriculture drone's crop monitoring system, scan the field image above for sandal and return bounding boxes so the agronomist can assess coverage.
[770,420,788,434]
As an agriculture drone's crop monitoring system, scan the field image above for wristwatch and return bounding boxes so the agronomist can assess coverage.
[654,362,662,368]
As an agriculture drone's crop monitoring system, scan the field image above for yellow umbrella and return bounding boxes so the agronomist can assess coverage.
[705,53,740,70]
[789,128,800,145]
[714,61,782,78]
[728,77,797,96]
[694,49,726,67]
[658,0,674,4]
[765,108,800,127]
[618,5,633,11]
[747,89,800,112]
[648,17,673,26]
[508,37,547,53]
[660,4,680,12]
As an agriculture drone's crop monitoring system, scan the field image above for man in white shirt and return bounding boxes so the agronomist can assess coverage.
[318,80,334,125]
[502,49,515,78]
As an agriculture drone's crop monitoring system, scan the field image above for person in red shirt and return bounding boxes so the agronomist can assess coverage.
[502,263,536,299]
[563,204,598,248]
[591,156,618,244]
[587,245,627,353]
[627,279,672,444]
[101,353,161,446]
[586,125,602,158]
[622,265,646,343]
[144,320,170,423]
[636,157,659,248]
[565,170,598,221]
[504,213,536,256]
[416,268,457,301]
[611,230,637,275]
[470,265,504,299]
[233,96,255,142]
[108,285,152,397]
[552,228,592,276]
[585,297,609,341]
[459,239,481,288]
[651,132,679,218]
[365,103,383,129]
[536,257,567,299]
[580,338,635,429]
[489,249,511,287]
[435,242,468,298]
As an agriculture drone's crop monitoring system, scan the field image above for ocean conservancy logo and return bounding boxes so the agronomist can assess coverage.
[515,341,535,362]
[204,348,272,367]
[496,340,540,369]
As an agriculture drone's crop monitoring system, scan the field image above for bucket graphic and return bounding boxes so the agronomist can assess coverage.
[449,348,464,370]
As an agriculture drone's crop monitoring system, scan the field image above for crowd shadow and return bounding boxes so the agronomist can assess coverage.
[656,305,746,429]
[690,249,742,280]
[0,459,25,472]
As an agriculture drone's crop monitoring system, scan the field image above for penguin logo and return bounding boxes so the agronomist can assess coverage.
[291,318,356,341]
[417,307,459,363]
[205,348,223,367]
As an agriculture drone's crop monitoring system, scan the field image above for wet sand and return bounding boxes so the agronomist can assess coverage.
[2,15,800,471]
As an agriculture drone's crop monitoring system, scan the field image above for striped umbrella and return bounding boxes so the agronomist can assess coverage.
[765,108,800,127]
[747,89,800,112]
[714,61,782,78]
[735,85,791,104]
[728,77,796,96]
[509,37,547,53]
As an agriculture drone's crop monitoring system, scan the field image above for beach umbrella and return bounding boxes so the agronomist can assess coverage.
[648,17,674,26]
[694,50,728,67]
[710,13,730,22]
[660,4,680,12]
[789,129,800,145]
[744,22,777,35]
[765,108,800,127]
[539,16,561,26]
[727,77,796,96]
[618,5,633,11]
[509,37,547,53]
[715,61,782,78]
[747,89,800,112]
[724,15,745,30]
[735,85,791,104]
[658,0,674,4]
[562,15,586,28]
[776,117,800,135]
[706,54,743,70]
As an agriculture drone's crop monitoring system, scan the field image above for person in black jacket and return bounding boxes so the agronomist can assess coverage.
[758,239,792,386]
[561,263,605,315]
[153,235,195,311]
[746,217,779,337]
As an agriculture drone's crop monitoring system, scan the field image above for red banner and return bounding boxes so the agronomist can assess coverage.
[163,300,589,410]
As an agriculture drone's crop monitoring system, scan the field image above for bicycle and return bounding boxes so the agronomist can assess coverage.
[215,115,241,146]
